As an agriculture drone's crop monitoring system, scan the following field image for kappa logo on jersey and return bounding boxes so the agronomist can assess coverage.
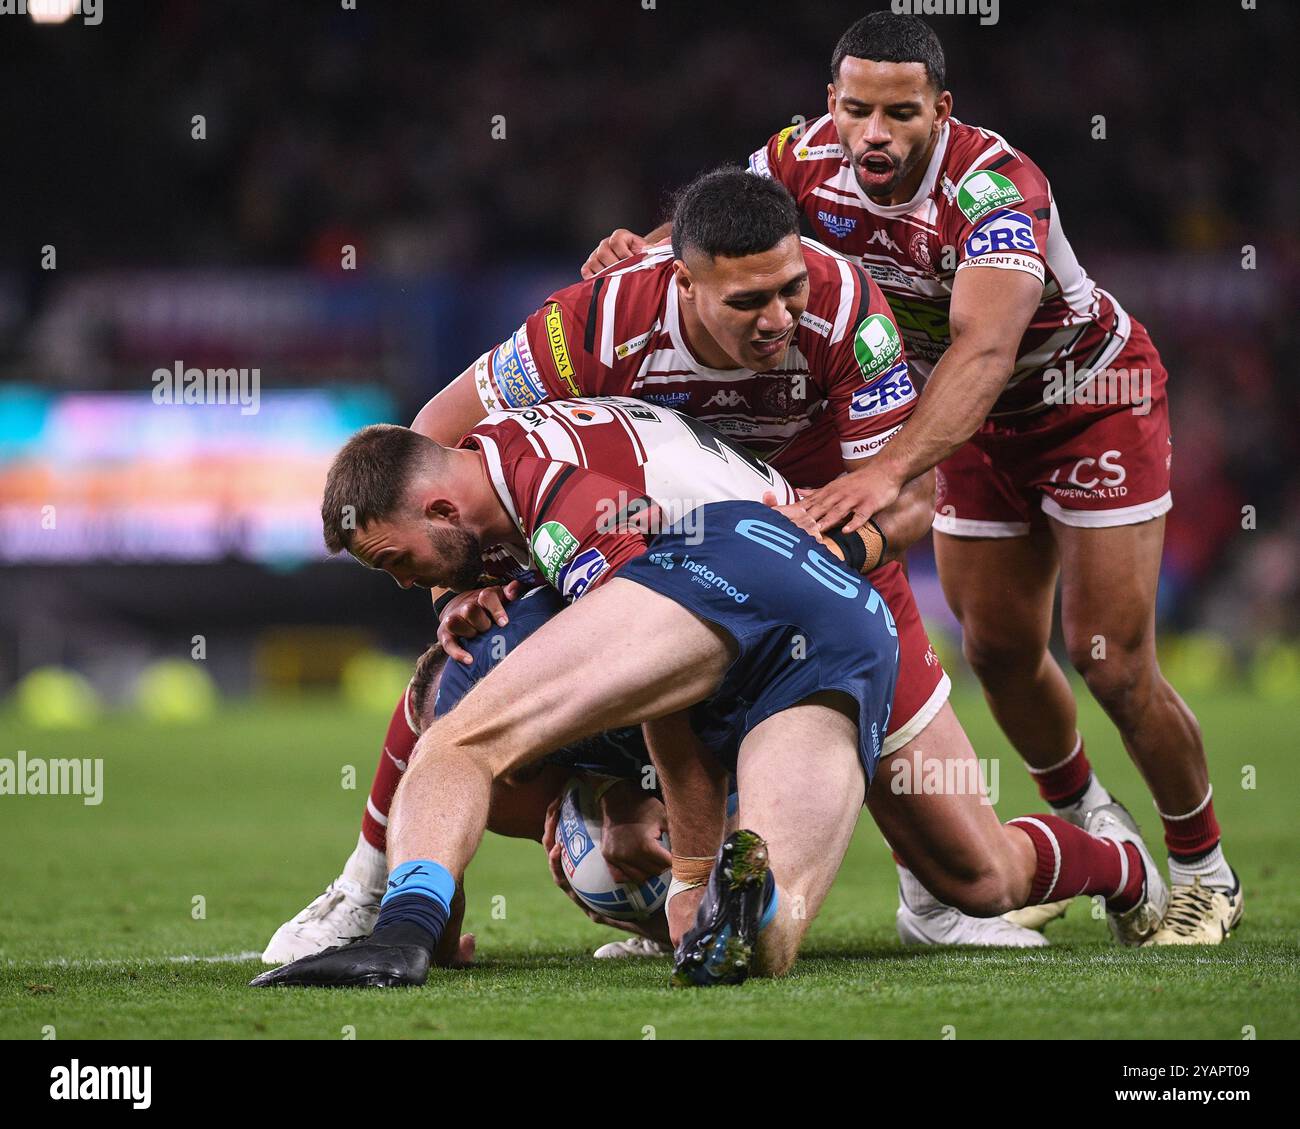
[853,314,904,379]
[544,303,579,396]
[850,362,916,419]
[704,389,749,409]
[558,546,608,601]
[956,169,1024,224]
[492,331,546,407]
[817,210,858,239]
[866,229,904,255]
[531,520,579,586]
[964,210,1038,260]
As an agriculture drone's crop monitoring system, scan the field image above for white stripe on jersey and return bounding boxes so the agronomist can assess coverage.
[475,434,522,530]
[600,274,622,367]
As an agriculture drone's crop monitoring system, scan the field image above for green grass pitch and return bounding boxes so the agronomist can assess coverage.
[2,685,1296,1040]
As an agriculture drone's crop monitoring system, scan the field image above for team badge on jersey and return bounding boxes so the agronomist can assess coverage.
[956,169,1024,224]
[853,314,904,380]
[531,520,579,586]
[491,329,546,407]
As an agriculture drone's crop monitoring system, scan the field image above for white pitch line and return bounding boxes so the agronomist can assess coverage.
[5,951,262,969]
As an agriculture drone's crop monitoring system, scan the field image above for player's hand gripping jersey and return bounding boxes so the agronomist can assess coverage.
[749,116,1133,420]
[469,239,917,488]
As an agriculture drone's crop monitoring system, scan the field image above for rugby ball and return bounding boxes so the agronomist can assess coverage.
[556,778,671,921]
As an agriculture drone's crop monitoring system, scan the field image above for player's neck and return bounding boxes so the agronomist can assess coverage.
[466,453,523,546]
[678,299,742,371]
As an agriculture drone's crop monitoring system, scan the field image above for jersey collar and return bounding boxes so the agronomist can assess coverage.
[850,120,951,219]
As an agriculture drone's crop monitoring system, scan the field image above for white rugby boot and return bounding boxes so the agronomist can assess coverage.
[1145,872,1243,945]
[895,865,1048,947]
[261,835,387,965]
[593,935,672,959]
[1085,803,1169,946]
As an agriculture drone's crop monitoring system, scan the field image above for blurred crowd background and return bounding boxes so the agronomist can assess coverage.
[0,0,1296,717]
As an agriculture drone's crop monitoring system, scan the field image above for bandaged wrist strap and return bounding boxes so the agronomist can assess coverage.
[667,876,705,907]
[825,519,887,573]
[432,590,459,620]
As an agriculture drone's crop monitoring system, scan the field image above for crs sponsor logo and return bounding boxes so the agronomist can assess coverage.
[704,388,749,409]
[955,169,1024,224]
[530,520,579,585]
[560,402,612,426]
[544,303,580,395]
[963,210,1038,260]
[852,313,904,379]
[840,423,903,460]
[492,331,546,407]
[558,546,608,601]
[850,362,916,419]
[817,210,858,239]
[1051,450,1127,492]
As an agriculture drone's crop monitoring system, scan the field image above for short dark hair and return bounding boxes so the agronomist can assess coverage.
[320,424,434,554]
[407,642,451,733]
[671,167,800,263]
[831,12,946,91]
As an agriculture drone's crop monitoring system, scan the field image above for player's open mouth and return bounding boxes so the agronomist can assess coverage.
[859,153,896,180]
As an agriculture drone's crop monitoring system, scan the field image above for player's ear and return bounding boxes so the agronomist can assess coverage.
[424,495,459,523]
[826,82,836,115]
[673,259,695,304]
[933,88,953,128]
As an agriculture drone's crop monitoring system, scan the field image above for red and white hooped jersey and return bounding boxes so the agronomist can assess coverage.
[461,396,798,601]
[749,115,1132,418]
[469,238,917,489]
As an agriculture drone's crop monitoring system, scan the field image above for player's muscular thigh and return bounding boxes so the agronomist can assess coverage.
[431,578,736,777]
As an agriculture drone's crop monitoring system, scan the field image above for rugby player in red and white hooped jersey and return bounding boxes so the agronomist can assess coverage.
[260,169,1049,965]
[583,12,1240,945]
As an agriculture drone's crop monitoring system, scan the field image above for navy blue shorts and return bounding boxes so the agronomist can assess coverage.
[435,586,653,780]
[618,500,900,784]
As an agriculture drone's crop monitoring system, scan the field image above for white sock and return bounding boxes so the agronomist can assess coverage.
[1049,773,1111,826]
[897,863,946,914]
[342,832,388,895]
[1167,843,1234,892]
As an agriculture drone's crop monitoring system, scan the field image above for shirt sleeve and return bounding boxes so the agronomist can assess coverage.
[820,266,919,462]
[470,287,599,412]
[747,121,806,191]
[507,455,654,602]
[948,156,1051,285]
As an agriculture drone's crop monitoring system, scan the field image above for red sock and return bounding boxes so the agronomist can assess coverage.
[1159,789,1221,860]
[1007,814,1146,911]
[360,687,419,853]
[1025,735,1093,805]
